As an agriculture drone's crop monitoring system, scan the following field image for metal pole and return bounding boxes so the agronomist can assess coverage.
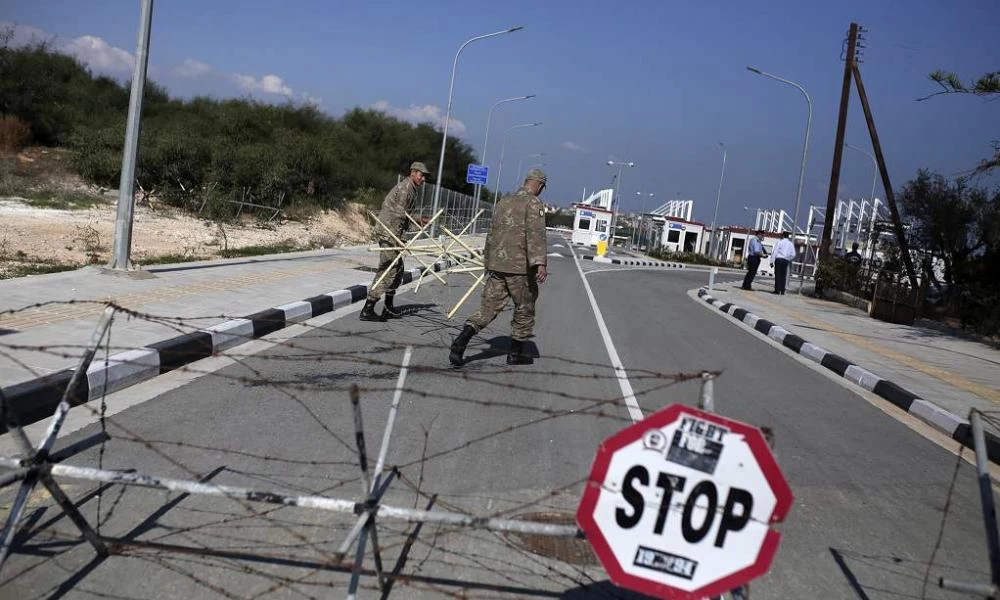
[108,0,154,270]
[430,26,523,236]
[973,411,1000,586]
[709,143,727,260]
[746,66,812,293]
[473,94,535,233]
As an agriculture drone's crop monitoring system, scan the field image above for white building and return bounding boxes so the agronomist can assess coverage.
[571,188,614,246]
[650,216,706,254]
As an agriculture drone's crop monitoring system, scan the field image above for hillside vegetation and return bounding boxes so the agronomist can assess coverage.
[0,38,481,219]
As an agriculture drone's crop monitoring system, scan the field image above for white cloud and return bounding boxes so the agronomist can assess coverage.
[1,22,51,47]
[232,73,294,96]
[562,141,586,152]
[171,58,212,78]
[61,35,134,73]
[372,100,466,134]
[301,93,322,107]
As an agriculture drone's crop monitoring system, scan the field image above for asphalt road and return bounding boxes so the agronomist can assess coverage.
[0,234,989,599]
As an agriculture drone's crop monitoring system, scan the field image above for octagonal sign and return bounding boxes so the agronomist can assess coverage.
[576,404,792,599]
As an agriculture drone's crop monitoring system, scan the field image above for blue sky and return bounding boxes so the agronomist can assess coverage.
[3,0,998,227]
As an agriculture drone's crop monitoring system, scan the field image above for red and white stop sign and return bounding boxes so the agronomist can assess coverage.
[576,404,792,599]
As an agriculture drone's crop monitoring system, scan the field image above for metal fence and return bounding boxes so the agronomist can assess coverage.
[408,180,493,235]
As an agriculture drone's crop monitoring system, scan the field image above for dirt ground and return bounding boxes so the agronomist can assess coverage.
[0,147,373,277]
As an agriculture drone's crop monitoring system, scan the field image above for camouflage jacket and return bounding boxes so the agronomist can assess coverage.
[376,178,418,240]
[484,188,547,274]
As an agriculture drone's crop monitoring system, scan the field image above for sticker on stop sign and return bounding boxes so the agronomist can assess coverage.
[576,404,792,599]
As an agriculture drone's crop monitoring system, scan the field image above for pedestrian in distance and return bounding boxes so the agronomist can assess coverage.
[770,231,796,295]
[741,230,767,291]
[449,168,549,367]
[844,241,863,267]
[360,161,431,322]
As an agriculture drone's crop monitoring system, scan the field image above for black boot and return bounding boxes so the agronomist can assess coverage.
[449,325,476,367]
[382,293,402,319]
[507,339,533,365]
[359,298,386,322]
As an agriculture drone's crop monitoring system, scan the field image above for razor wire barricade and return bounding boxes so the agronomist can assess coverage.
[0,296,989,598]
[412,181,493,236]
[0,300,750,600]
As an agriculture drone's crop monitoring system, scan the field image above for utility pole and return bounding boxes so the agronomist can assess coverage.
[819,22,857,266]
[852,63,918,289]
[108,0,154,271]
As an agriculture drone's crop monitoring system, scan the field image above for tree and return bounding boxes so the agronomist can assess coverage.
[919,70,999,176]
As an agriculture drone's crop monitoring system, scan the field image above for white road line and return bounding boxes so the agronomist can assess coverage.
[569,246,644,422]
[372,345,412,486]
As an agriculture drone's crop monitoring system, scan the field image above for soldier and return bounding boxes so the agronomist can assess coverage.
[449,168,549,366]
[360,161,431,322]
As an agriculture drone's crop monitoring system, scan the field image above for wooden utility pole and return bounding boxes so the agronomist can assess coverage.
[852,64,918,289]
[819,23,858,265]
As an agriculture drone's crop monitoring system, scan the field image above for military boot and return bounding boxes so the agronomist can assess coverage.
[449,325,476,367]
[359,298,386,322]
[507,339,533,365]
[382,293,402,319]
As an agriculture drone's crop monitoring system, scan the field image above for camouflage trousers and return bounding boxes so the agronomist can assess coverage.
[466,271,538,341]
[368,239,403,301]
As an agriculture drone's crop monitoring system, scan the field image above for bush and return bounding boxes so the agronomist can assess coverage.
[0,115,30,153]
[648,248,729,267]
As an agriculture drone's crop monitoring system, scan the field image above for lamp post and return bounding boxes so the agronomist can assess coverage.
[747,65,813,292]
[632,192,654,249]
[513,153,545,188]
[475,94,535,204]
[430,26,523,235]
[494,122,542,205]
[708,142,727,261]
[606,160,635,247]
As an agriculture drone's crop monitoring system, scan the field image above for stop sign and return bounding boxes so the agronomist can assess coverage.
[576,404,792,599]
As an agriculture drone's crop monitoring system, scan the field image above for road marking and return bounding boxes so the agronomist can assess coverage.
[569,246,644,422]
[547,252,564,258]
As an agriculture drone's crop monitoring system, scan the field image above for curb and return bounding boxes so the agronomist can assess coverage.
[695,287,1000,464]
[1,261,454,433]
[581,256,686,268]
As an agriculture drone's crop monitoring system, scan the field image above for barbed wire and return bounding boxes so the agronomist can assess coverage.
[0,291,989,599]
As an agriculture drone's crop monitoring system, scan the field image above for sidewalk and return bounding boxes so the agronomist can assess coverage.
[0,237,484,389]
[701,283,1000,422]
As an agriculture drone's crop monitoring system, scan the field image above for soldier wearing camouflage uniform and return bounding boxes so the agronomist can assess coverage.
[449,168,549,366]
[360,161,431,322]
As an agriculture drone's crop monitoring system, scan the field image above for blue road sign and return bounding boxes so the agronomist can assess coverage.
[466,164,489,185]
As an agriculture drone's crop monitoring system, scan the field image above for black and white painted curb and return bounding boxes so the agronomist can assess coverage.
[696,287,1000,464]
[1,261,454,433]
[581,255,686,269]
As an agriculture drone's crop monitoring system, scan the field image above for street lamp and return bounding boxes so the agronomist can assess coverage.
[606,160,635,247]
[476,94,535,204]
[513,152,545,188]
[430,26,524,235]
[708,142,727,261]
[494,122,542,204]
[747,65,813,291]
[632,192,654,249]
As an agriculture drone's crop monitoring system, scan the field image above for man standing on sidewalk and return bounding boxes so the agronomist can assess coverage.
[770,231,796,295]
[449,169,549,366]
[742,230,766,291]
[360,161,431,322]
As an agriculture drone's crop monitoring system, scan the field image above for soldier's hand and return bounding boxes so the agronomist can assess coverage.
[535,265,548,284]
[419,216,430,225]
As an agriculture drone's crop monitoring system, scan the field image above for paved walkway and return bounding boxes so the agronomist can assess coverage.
[705,282,1000,420]
[0,237,484,387]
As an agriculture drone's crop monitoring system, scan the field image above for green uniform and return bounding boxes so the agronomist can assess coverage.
[369,178,419,301]
[466,187,547,341]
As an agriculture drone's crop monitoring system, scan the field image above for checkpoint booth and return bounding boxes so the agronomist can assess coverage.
[571,189,614,248]
[651,216,706,254]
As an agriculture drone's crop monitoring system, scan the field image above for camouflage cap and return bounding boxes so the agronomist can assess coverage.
[409,161,431,174]
[525,168,547,184]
